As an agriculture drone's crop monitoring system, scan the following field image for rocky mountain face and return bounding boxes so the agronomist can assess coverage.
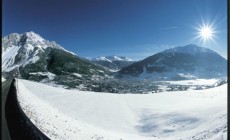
[2,31,112,89]
[119,44,227,80]
[91,55,134,71]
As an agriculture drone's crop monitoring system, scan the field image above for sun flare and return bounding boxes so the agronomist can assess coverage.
[200,26,213,39]
[197,23,215,43]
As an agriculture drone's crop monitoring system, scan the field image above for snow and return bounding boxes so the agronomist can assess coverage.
[164,79,219,86]
[17,79,227,140]
[95,57,112,63]
[135,65,224,81]
[2,31,78,73]
[64,50,78,56]
[2,77,6,82]
[23,32,77,56]
[2,45,20,71]
[176,73,196,79]
[29,72,56,80]
[24,31,44,43]
[107,56,133,62]
[108,69,120,73]
[72,73,82,78]
[2,32,44,72]
[85,57,92,60]
[24,44,34,52]
[97,70,104,73]
[23,56,40,66]
[94,56,133,62]
[110,55,124,61]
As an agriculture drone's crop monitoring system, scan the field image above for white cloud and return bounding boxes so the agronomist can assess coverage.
[159,26,178,30]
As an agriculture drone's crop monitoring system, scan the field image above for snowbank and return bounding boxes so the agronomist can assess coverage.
[164,78,219,86]
[17,79,227,140]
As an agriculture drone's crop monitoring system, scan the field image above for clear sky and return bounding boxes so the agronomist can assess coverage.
[3,0,227,60]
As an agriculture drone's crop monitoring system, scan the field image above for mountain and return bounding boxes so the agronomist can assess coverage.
[119,44,227,80]
[2,32,73,72]
[92,55,134,71]
[2,33,227,92]
[2,31,111,89]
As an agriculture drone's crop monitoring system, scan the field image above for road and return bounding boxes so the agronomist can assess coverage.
[1,79,13,140]
[2,79,50,140]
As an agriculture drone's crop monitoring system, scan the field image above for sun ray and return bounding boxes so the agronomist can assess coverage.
[194,22,216,45]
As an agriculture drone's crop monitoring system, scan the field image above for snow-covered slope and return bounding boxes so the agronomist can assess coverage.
[17,79,227,140]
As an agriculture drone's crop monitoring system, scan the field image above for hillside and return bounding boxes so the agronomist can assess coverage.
[119,44,227,80]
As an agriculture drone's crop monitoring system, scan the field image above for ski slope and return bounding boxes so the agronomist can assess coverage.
[17,79,227,140]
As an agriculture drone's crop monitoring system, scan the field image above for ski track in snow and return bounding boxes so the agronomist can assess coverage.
[17,79,227,140]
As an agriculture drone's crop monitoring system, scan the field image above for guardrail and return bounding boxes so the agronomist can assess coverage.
[5,79,50,140]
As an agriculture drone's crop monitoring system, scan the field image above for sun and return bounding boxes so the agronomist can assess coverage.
[199,25,214,41]
[200,26,213,39]
[196,23,216,43]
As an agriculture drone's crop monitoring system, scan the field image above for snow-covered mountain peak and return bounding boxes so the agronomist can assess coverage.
[23,31,44,42]
[92,55,134,71]
[107,55,124,61]
[109,55,133,62]
[94,55,133,62]
[95,56,112,62]
[20,31,49,50]
[113,55,122,61]
[2,31,77,72]
[3,31,69,52]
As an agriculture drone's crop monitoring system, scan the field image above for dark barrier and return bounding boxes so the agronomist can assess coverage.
[5,79,50,140]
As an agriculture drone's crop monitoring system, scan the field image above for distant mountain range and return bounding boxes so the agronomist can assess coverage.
[2,32,227,90]
[2,31,111,89]
[119,44,227,80]
[91,55,134,71]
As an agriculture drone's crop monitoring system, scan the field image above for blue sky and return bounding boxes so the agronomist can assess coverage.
[3,0,227,60]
